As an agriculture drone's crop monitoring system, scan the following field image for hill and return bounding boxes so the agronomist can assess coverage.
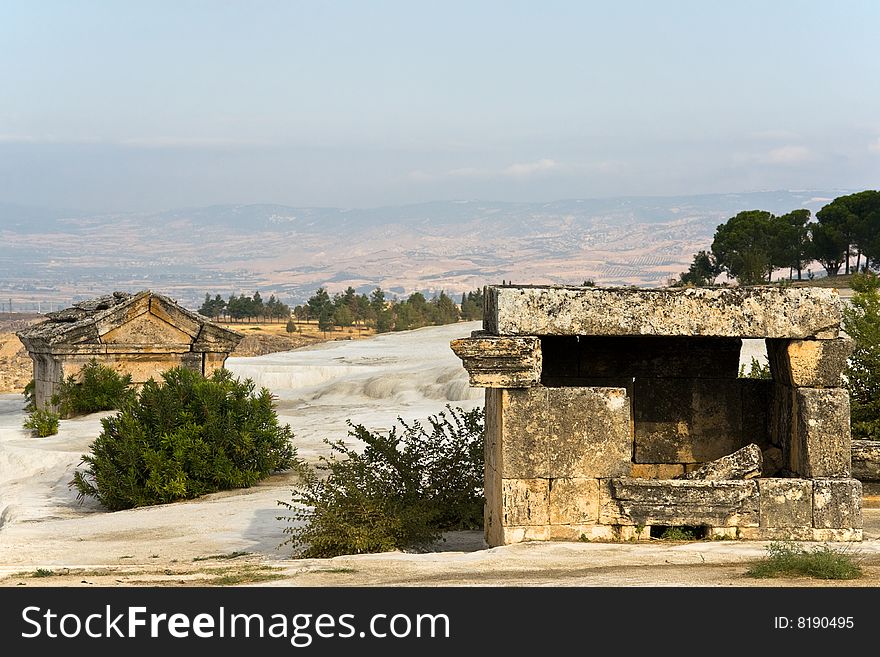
[0,191,849,310]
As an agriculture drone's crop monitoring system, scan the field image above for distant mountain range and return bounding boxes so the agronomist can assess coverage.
[0,190,851,311]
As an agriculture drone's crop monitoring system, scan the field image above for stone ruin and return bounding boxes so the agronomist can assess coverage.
[451,285,862,545]
[17,290,243,411]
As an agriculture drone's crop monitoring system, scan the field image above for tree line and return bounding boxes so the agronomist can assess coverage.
[675,190,880,286]
[294,286,484,333]
[198,291,290,322]
[197,286,485,333]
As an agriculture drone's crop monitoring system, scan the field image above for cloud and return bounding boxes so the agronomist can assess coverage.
[762,145,814,165]
[502,158,559,177]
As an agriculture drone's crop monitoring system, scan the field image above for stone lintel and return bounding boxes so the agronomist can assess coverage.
[450,333,541,387]
[484,285,841,338]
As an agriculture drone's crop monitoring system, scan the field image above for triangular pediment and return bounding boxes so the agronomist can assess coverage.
[100,311,193,345]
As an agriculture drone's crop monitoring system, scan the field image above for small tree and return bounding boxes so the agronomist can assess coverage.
[285,317,298,333]
[844,272,880,439]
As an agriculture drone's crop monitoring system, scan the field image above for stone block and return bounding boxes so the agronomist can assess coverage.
[495,525,551,545]
[767,337,853,388]
[483,285,842,339]
[599,478,760,527]
[549,524,603,542]
[501,478,550,527]
[485,387,549,478]
[813,479,862,529]
[549,477,600,525]
[811,528,862,542]
[852,440,880,482]
[683,444,762,480]
[791,388,851,478]
[450,334,541,388]
[758,478,812,528]
[633,378,743,463]
[548,387,631,478]
[630,463,686,479]
[756,527,816,541]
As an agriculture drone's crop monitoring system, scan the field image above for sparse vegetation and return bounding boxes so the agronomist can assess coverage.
[71,367,302,511]
[746,541,863,580]
[23,378,36,412]
[32,568,54,578]
[738,357,772,379]
[52,359,135,418]
[22,408,60,437]
[657,527,697,541]
[279,405,484,558]
[844,272,880,440]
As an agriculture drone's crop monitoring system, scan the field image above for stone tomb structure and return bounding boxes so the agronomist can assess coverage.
[451,285,862,545]
[18,291,243,411]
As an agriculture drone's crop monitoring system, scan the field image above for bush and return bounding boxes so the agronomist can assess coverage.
[52,359,135,418]
[23,379,36,412]
[844,272,880,440]
[71,367,300,510]
[23,408,60,437]
[279,405,484,558]
[746,541,862,580]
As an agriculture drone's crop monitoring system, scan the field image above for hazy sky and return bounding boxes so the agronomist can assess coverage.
[1,1,878,213]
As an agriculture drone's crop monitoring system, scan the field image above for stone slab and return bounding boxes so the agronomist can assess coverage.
[683,444,762,480]
[484,285,842,338]
[548,387,631,478]
[599,478,760,527]
[758,478,812,528]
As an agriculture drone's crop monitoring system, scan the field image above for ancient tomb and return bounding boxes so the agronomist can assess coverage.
[451,285,862,545]
[17,290,242,411]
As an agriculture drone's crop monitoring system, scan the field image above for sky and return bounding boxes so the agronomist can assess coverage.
[0,0,878,213]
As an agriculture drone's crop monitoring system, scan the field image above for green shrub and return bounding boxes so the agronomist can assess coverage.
[52,359,135,418]
[71,367,300,510]
[23,379,36,412]
[23,408,60,437]
[746,541,862,580]
[844,272,880,440]
[279,405,484,558]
